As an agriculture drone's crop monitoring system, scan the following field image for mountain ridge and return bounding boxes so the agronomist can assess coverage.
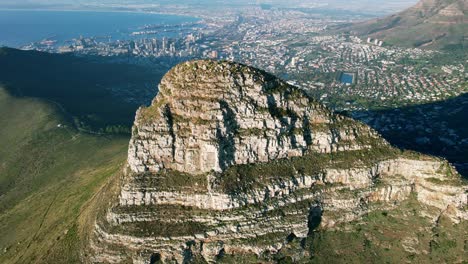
[339,0,467,49]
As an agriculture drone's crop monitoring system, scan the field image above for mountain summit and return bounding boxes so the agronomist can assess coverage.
[127,60,374,175]
[341,0,467,49]
[89,60,467,263]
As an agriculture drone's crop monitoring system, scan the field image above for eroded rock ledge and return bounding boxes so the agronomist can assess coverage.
[89,60,467,264]
[128,60,377,175]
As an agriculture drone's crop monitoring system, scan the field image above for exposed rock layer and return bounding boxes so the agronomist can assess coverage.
[90,60,468,263]
[128,60,377,175]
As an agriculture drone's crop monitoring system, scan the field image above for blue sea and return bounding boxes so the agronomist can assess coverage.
[0,10,199,48]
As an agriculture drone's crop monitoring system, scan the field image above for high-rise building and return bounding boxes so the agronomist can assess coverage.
[129,41,136,51]
[162,37,168,52]
[152,38,158,52]
[170,43,176,53]
[291,57,297,67]
[186,34,195,42]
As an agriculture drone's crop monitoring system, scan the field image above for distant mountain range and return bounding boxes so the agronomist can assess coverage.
[338,0,467,49]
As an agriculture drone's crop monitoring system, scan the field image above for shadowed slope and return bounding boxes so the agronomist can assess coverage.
[0,88,128,263]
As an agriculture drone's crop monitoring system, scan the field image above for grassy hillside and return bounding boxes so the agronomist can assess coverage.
[0,47,165,263]
[0,88,128,263]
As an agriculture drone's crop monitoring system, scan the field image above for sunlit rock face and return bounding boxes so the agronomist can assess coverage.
[127,60,373,174]
[89,60,468,264]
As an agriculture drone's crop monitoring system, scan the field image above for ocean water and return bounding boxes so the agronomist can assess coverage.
[0,10,199,48]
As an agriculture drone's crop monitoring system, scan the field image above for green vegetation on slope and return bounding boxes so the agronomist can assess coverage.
[0,88,128,263]
[214,194,468,263]
[305,194,468,263]
[217,145,398,195]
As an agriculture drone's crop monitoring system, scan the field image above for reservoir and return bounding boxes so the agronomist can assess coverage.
[340,72,355,84]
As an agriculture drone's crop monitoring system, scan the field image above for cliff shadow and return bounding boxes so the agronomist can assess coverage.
[352,93,468,178]
[217,100,239,171]
[0,47,166,133]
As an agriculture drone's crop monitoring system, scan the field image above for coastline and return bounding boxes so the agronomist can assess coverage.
[0,8,204,20]
[0,9,203,48]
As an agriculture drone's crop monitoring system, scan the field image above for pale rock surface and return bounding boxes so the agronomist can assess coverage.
[127,60,375,175]
[89,60,468,264]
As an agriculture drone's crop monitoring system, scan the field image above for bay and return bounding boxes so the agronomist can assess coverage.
[0,10,199,48]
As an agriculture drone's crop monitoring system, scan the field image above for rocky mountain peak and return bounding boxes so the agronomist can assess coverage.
[128,60,372,175]
[157,59,279,96]
[90,61,467,263]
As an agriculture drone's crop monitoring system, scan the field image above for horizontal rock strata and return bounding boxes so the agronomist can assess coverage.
[90,60,468,263]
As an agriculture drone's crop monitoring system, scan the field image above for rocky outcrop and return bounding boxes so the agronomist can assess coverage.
[89,60,468,263]
[127,60,377,175]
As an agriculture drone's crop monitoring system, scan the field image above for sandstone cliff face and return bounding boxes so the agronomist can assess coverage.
[128,60,376,175]
[90,60,468,263]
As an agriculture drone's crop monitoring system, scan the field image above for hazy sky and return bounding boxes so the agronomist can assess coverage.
[0,0,420,14]
[0,0,419,6]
